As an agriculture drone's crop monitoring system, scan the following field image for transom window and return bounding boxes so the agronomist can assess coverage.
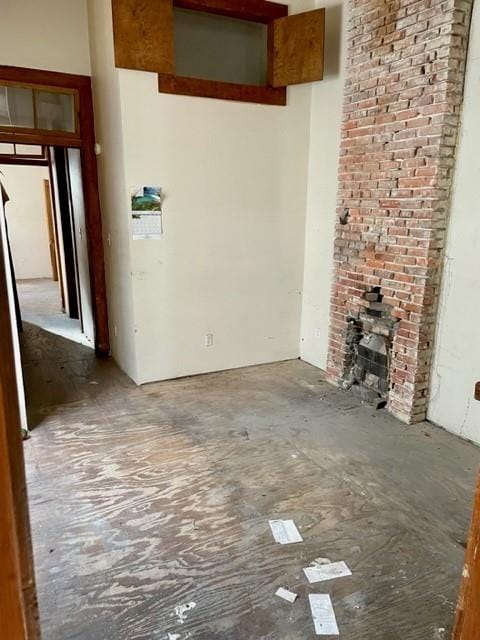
[0,83,79,136]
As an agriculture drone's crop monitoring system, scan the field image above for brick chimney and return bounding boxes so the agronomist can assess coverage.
[327,0,473,423]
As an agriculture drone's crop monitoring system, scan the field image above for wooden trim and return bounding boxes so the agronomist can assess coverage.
[453,472,480,640]
[77,77,109,355]
[0,352,26,640]
[112,0,174,74]
[158,74,286,105]
[0,131,82,148]
[173,0,288,23]
[270,8,325,88]
[474,381,480,401]
[0,66,110,356]
[25,105,79,140]
[0,156,48,167]
[0,66,91,91]
[0,145,48,166]
[43,179,59,281]
[0,201,40,639]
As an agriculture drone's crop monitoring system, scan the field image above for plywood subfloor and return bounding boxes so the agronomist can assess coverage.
[17,278,91,348]
[22,323,479,640]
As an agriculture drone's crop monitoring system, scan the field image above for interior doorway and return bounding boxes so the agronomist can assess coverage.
[0,65,109,433]
[1,145,94,349]
[0,65,110,639]
[0,65,109,355]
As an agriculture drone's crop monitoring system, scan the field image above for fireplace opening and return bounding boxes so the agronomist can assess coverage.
[342,287,399,408]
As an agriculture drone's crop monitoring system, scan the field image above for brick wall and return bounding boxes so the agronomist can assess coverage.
[326,0,473,423]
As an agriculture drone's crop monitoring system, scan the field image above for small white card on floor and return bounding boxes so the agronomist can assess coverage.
[269,519,303,544]
[275,587,298,603]
[303,560,352,584]
[309,594,339,636]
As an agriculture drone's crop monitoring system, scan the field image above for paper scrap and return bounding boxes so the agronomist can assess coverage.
[310,557,331,566]
[132,211,163,239]
[174,602,196,624]
[275,587,298,603]
[269,519,303,544]
[304,560,352,584]
[309,594,339,636]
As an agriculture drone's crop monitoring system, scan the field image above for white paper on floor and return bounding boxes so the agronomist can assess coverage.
[268,519,303,544]
[174,602,196,624]
[303,560,352,584]
[275,587,298,603]
[309,594,339,636]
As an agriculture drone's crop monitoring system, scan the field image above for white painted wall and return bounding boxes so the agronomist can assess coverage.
[0,182,28,430]
[300,0,348,370]
[0,164,52,280]
[0,0,90,75]
[118,0,314,384]
[86,0,349,385]
[428,2,480,445]
[87,0,138,379]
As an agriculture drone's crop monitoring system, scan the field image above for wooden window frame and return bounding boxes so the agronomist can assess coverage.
[0,144,49,166]
[0,80,80,140]
[0,66,109,356]
[113,0,325,105]
[159,0,288,105]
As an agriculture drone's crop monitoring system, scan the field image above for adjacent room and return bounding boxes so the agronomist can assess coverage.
[1,146,94,346]
[0,0,479,639]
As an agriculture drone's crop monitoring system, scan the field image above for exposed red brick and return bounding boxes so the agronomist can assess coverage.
[326,0,473,424]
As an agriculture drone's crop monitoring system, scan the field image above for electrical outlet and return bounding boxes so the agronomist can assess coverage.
[204,333,214,347]
[315,328,321,338]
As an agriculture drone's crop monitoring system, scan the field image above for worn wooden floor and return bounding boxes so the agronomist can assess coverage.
[17,278,91,348]
[22,323,479,640]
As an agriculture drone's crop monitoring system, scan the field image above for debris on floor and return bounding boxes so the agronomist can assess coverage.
[309,594,340,636]
[309,557,332,566]
[173,602,196,625]
[275,587,298,603]
[303,560,352,584]
[268,519,303,544]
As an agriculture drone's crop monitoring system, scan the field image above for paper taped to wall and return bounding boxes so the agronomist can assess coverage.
[309,594,339,636]
[303,560,352,584]
[130,186,163,239]
[269,519,303,544]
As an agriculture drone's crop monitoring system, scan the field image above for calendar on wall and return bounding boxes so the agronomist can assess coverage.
[130,186,163,240]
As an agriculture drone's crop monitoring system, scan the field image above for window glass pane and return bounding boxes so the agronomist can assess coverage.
[35,91,75,132]
[14,144,43,155]
[0,143,15,154]
[174,9,268,86]
[0,85,35,128]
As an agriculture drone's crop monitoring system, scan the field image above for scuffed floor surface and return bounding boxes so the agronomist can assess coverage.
[23,325,480,640]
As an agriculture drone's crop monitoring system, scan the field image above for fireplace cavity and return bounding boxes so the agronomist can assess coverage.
[343,288,399,408]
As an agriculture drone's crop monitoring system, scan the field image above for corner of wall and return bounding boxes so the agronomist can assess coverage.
[86,0,139,383]
[300,0,348,372]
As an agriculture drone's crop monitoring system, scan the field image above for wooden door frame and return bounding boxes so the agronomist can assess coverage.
[42,179,59,283]
[0,204,40,639]
[453,472,480,639]
[0,65,109,355]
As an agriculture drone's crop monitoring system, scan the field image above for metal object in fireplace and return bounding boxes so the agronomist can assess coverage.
[342,288,399,407]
